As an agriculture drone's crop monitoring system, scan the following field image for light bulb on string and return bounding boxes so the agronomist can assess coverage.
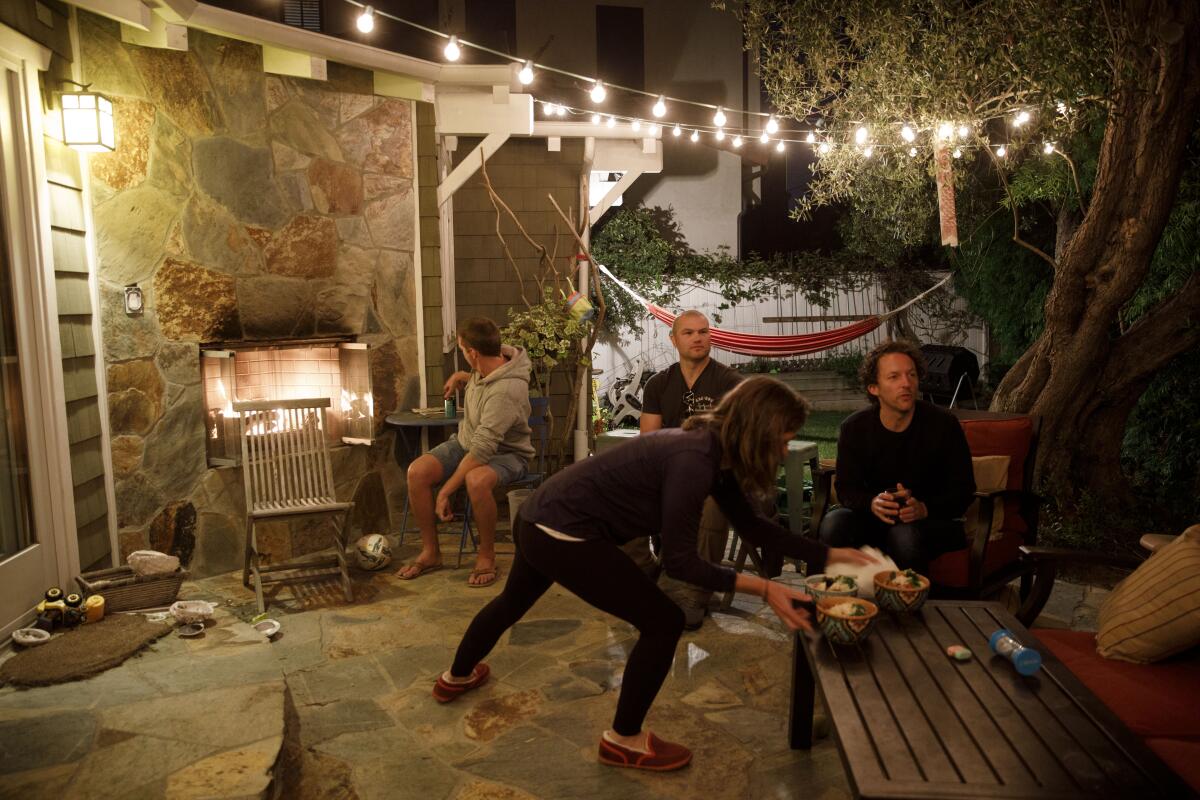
[952,147,962,158]
[542,101,556,115]
[689,130,699,143]
[1013,110,1031,127]
[590,80,606,103]
[766,116,779,134]
[672,124,682,137]
[818,141,831,155]
[715,129,725,141]
[713,107,727,127]
[356,6,375,33]
[776,140,785,153]
[648,123,660,136]
[937,122,953,141]
[805,132,816,144]
[631,119,641,132]
[908,147,918,157]
[556,104,566,117]
[444,35,461,61]
[995,145,1007,157]
[732,136,743,148]
[863,145,874,158]
[652,96,667,118]
[958,124,971,139]
[900,125,915,142]
[518,60,534,85]
[590,112,601,125]
[606,116,616,129]
[855,126,869,145]
[1043,141,1055,154]
[760,131,770,144]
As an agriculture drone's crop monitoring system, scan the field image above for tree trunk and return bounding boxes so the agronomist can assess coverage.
[992,0,1200,504]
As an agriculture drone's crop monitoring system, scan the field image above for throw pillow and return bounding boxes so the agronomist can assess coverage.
[1096,524,1200,663]
[966,455,1009,541]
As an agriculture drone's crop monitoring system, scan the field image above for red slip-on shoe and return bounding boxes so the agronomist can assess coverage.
[432,663,490,703]
[598,732,693,771]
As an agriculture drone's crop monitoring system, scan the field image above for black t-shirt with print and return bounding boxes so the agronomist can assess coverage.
[641,360,743,429]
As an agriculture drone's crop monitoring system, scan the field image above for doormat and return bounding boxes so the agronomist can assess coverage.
[0,615,172,688]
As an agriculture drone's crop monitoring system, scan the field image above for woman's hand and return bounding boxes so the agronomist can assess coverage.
[826,547,878,567]
[764,582,814,632]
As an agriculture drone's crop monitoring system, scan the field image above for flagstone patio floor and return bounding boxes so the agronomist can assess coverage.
[0,532,1107,800]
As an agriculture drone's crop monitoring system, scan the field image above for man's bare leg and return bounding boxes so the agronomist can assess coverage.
[464,466,500,585]
[397,455,445,578]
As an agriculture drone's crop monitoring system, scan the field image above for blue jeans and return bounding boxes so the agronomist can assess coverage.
[817,507,965,572]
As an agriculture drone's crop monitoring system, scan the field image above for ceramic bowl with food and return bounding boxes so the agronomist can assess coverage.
[804,573,859,601]
[872,568,931,612]
[816,597,879,645]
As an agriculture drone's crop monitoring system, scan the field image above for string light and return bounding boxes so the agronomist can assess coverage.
[900,125,915,142]
[443,34,460,61]
[690,130,699,142]
[555,104,565,117]
[760,131,769,144]
[855,126,869,145]
[952,147,962,158]
[1043,141,1055,154]
[908,147,918,157]
[776,140,785,152]
[715,129,725,141]
[356,5,374,33]
[648,123,660,136]
[590,80,607,103]
[805,132,816,144]
[958,124,971,139]
[732,135,743,148]
[937,122,953,140]
[652,96,667,118]
[590,112,601,125]
[766,116,779,134]
[1013,110,1031,127]
[631,119,641,131]
[541,101,556,115]
[818,142,831,155]
[995,145,1006,157]
[863,145,874,158]
[713,107,727,127]
[606,116,616,129]
[518,60,534,85]
[672,124,682,137]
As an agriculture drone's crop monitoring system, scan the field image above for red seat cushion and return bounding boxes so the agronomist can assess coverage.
[960,416,1034,537]
[1034,628,1200,739]
[1144,738,1200,796]
[928,528,1023,588]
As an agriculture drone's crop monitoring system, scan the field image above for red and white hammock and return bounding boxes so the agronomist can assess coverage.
[599,265,952,358]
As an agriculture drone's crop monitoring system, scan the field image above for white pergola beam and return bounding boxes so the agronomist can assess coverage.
[437,132,508,207]
[263,46,326,80]
[374,72,435,102]
[435,90,533,135]
[592,138,664,174]
[589,170,642,225]
[121,15,189,50]
[71,0,152,29]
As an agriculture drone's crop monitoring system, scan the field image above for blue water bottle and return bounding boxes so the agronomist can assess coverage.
[989,629,1042,676]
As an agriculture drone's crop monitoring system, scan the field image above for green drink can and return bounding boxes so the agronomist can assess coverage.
[444,397,456,418]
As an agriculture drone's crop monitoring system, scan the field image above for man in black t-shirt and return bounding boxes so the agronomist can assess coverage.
[633,310,742,629]
[818,340,975,572]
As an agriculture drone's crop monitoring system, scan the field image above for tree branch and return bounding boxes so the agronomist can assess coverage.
[1106,269,1200,389]
[982,144,1059,270]
[1055,150,1088,214]
[479,155,530,308]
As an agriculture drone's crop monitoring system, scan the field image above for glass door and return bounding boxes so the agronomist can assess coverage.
[0,43,68,638]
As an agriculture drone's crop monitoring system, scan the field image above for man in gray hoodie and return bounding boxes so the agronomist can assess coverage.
[398,317,535,587]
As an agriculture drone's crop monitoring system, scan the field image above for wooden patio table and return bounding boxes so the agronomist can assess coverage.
[789,600,1189,799]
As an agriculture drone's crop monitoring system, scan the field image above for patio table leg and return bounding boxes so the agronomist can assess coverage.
[789,631,816,749]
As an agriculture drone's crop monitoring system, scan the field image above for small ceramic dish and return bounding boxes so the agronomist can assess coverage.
[253,619,281,639]
[12,627,51,647]
[177,622,206,637]
[804,573,859,601]
[816,597,879,645]
[873,569,931,613]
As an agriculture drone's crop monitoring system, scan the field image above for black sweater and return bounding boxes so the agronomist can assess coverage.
[519,427,829,592]
[835,400,975,520]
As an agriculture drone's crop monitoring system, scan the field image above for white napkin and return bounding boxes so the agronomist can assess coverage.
[827,546,898,600]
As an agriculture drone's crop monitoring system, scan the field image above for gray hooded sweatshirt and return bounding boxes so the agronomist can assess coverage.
[457,344,535,464]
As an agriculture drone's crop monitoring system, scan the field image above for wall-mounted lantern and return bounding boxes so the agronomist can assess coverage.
[59,85,115,152]
[123,284,144,315]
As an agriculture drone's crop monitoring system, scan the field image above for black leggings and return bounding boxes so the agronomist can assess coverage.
[450,518,685,736]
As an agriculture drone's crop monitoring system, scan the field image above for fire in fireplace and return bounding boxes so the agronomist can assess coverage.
[201,338,372,467]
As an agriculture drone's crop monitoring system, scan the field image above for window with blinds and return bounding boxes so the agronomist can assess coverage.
[282,0,322,32]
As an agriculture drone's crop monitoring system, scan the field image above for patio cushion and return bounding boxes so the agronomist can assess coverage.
[967,455,1009,541]
[928,527,1023,588]
[1143,738,1200,796]
[1095,524,1200,663]
[959,416,1034,537]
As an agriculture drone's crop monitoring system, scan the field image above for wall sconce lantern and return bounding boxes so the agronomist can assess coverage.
[60,86,115,152]
[124,284,144,315]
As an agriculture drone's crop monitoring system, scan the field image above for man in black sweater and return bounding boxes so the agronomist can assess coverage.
[818,340,975,571]
[633,310,742,629]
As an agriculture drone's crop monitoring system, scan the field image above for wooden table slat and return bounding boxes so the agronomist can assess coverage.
[875,616,1004,785]
[921,607,1078,791]
[806,641,889,790]
[836,646,928,782]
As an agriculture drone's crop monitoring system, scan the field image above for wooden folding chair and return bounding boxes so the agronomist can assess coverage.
[236,398,354,613]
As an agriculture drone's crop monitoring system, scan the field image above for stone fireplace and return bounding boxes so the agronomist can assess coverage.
[202,338,373,466]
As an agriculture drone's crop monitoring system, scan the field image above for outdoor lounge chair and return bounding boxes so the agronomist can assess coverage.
[236,398,354,614]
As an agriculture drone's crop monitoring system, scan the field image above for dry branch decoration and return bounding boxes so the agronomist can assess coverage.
[477,153,607,465]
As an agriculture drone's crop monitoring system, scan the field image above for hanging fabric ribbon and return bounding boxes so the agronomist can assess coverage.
[599,265,953,358]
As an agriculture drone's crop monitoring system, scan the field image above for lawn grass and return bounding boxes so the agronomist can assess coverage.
[801,410,852,461]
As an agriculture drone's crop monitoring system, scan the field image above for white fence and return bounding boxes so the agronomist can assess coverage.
[593,272,989,395]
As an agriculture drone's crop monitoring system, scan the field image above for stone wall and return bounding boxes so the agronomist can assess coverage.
[79,13,420,577]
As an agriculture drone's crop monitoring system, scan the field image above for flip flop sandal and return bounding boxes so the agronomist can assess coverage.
[598,732,693,771]
[432,662,490,703]
[466,566,502,588]
[397,561,443,581]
